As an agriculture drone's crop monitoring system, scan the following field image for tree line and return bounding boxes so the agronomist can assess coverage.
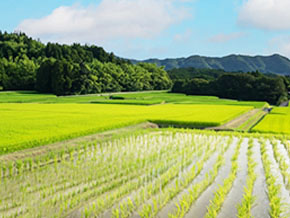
[0,32,172,95]
[0,32,289,105]
[170,68,290,105]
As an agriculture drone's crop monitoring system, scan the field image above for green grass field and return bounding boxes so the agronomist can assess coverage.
[0,91,57,103]
[0,103,252,155]
[111,92,268,108]
[0,91,267,107]
[252,107,290,134]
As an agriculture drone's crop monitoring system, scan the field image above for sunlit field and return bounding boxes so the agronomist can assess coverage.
[252,107,290,134]
[0,103,252,154]
[0,91,267,108]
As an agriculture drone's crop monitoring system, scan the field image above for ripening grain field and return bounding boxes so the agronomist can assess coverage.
[0,103,252,154]
[252,107,290,134]
[1,129,290,218]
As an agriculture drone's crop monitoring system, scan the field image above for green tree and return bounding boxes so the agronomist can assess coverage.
[36,58,55,93]
[138,63,172,90]
[51,60,73,96]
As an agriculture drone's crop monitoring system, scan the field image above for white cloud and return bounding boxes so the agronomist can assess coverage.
[16,0,190,44]
[208,32,245,43]
[238,0,290,30]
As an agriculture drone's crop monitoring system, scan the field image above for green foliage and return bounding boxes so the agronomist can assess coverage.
[0,32,171,95]
[172,71,288,105]
[0,56,38,90]
[36,58,55,93]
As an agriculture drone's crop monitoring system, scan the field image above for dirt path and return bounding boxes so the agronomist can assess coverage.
[0,122,158,162]
[208,109,267,131]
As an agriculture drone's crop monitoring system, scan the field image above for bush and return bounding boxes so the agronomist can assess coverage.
[109,95,125,100]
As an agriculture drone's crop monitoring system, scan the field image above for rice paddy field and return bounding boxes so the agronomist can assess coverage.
[1,129,290,218]
[252,107,290,135]
[0,91,267,108]
[0,103,252,155]
[0,90,288,218]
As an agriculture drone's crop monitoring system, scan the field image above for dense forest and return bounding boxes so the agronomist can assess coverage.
[0,32,289,105]
[170,68,290,105]
[0,32,172,95]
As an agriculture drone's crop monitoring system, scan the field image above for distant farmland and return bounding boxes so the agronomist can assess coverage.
[0,103,251,154]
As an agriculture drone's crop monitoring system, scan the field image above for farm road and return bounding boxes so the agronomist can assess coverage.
[208,108,267,131]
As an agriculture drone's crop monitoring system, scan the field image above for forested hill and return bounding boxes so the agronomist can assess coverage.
[131,54,290,75]
[0,32,172,95]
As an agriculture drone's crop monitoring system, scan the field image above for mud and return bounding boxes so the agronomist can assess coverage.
[183,138,239,218]
[251,139,270,218]
[217,138,249,218]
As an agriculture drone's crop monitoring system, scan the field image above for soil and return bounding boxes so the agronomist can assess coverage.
[208,109,267,131]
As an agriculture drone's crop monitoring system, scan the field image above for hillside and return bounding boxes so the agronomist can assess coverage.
[132,54,290,75]
[0,32,172,95]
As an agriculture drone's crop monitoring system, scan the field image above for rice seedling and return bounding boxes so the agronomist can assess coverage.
[1,129,290,218]
[236,138,257,218]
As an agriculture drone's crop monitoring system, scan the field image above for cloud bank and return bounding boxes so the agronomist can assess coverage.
[16,0,189,44]
[238,0,290,30]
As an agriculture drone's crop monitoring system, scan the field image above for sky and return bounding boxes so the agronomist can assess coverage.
[1,0,290,60]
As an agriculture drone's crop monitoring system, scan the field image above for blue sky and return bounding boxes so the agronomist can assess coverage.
[1,0,290,59]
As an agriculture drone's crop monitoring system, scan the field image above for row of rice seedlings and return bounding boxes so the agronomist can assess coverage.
[1,133,164,196]
[1,133,178,216]
[0,141,94,178]
[80,134,208,218]
[204,137,242,218]
[236,138,257,217]
[260,140,284,218]
[113,135,228,218]
[0,129,155,178]
[271,140,290,191]
[8,132,198,217]
[40,136,186,216]
[167,137,238,218]
[0,138,135,210]
[64,148,193,218]
[137,136,232,218]
[2,154,172,217]
[282,140,290,159]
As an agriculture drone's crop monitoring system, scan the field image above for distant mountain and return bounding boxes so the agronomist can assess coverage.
[131,54,290,75]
